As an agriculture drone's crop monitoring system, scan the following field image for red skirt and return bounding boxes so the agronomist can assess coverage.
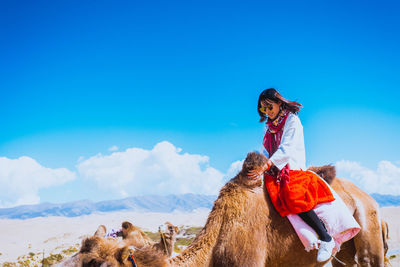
[264,170,335,217]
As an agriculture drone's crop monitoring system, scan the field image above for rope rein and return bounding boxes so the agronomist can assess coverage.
[128,251,137,267]
[159,230,169,255]
[332,254,346,266]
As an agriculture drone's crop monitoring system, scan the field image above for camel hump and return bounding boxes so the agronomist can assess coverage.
[307,165,336,184]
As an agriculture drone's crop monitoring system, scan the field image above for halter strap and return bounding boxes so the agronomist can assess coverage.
[128,251,137,267]
[159,230,169,255]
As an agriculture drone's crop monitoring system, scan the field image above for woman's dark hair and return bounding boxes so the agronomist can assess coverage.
[257,88,302,122]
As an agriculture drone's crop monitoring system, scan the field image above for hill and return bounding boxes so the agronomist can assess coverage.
[0,194,217,219]
[1,193,399,219]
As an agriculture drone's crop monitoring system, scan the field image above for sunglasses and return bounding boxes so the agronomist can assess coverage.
[259,103,273,114]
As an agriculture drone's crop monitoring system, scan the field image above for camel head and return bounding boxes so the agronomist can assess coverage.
[156,221,180,257]
[78,236,133,266]
[78,235,167,267]
[235,151,268,188]
[161,221,179,239]
[121,221,134,239]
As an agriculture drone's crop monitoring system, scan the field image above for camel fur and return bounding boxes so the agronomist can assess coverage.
[57,152,388,267]
[120,221,154,248]
[169,152,387,267]
[80,236,167,267]
[152,222,180,257]
[121,221,179,257]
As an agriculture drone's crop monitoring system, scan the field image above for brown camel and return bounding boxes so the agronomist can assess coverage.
[56,221,178,266]
[56,222,174,267]
[311,169,388,267]
[120,221,154,248]
[58,152,387,267]
[121,221,179,257]
[169,152,387,267]
[54,225,112,267]
[76,235,167,267]
[152,222,180,257]
[169,151,326,267]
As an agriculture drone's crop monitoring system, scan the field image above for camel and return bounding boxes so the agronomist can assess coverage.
[152,222,180,257]
[56,235,167,267]
[121,221,179,257]
[120,221,154,248]
[169,152,387,266]
[57,221,179,266]
[308,166,388,267]
[58,152,387,266]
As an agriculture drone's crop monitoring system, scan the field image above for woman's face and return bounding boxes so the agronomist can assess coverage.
[260,100,281,120]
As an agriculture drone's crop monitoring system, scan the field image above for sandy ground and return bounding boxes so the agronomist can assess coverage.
[381,206,400,266]
[0,207,399,265]
[0,209,210,264]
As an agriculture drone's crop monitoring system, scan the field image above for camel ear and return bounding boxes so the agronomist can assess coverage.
[94,225,106,237]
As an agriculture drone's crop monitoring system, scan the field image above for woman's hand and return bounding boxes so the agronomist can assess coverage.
[247,159,273,180]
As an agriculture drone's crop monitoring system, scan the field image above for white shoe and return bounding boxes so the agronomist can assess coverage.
[317,238,335,262]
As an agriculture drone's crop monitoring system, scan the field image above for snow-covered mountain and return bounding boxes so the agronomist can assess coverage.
[0,194,217,219]
[1,193,399,219]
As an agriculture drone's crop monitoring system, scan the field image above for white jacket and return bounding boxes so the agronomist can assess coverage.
[262,113,306,171]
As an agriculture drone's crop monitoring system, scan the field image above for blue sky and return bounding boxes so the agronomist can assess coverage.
[1,0,399,207]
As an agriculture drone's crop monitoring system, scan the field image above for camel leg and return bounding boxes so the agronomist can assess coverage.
[381,220,391,267]
[352,208,385,266]
[332,239,357,267]
[381,219,389,255]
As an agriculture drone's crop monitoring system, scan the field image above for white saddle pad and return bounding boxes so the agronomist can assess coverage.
[287,174,361,252]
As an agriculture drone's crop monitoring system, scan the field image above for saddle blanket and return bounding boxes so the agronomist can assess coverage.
[287,174,361,252]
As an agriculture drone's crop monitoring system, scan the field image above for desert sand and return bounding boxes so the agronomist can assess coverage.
[381,206,400,266]
[0,209,210,265]
[0,207,399,266]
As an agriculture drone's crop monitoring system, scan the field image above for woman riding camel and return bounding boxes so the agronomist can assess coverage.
[249,88,336,262]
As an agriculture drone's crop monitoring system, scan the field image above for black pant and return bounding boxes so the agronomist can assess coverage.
[298,209,332,242]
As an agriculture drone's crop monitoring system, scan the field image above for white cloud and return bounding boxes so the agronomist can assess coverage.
[108,145,119,152]
[336,160,400,195]
[0,156,76,208]
[224,160,243,182]
[77,141,227,197]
